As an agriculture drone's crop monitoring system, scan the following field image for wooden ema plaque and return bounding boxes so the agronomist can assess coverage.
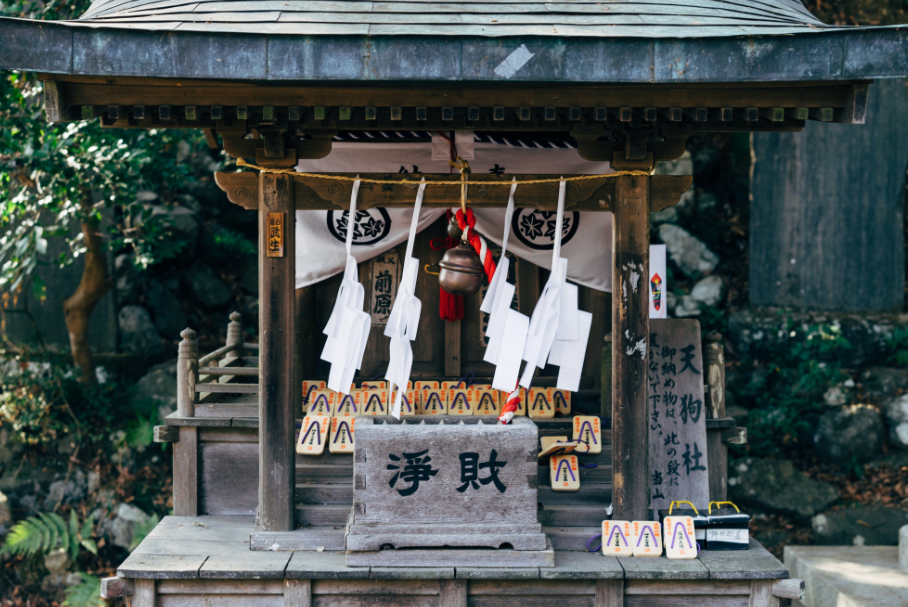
[664,516,698,559]
[538,437,578,458]
[392,387,419,416]
[572,415,602,455]
[417,381,446,415]
[302,380,326,413]
[601,521,632,556]
[550,454,580,491]
[448,387,475,416]
[648,319,710,514]
[361,389,387,415]
[474,386,501,416]
[528,387,556,418]
[308,390,336,416]
[329,417,355,453]
[336,391,361,417]
[554,390,571,415]
[632,520,663,557]
[297,415,330,455]
[346,416,551,566]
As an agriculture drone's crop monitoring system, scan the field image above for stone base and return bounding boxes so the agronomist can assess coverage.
[346,522,548,551]
[345,538,555,568]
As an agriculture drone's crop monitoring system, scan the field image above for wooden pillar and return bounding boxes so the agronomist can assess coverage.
[611,174,650,522]
[226,311,243,357]
[177,328,198,417]
[259,173,297,532]
[705,331,728,502]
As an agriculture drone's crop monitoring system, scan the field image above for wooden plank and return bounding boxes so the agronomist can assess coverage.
[297,505,349,526]
[771,578,804,600]
[314,597,437,607]
[285,551,371,579]
[295,483,353,504]
[369,568,455,580]
[250,528,346,551]
[581,287,610,391]
[539,462,612,484]
[648,319,709,513]
[174,426,198,516]
[624,598,748,607]
[196,383,260,394]
[545,527,602,551]
[200,441,258,516]
[611,174,650,522]
[157,579,283,594]
[100,576,134,598]
[619,555,709,579]
[440,579,467,607]
[345,540,555,568]
[199,427,258,442]
[538,505,610,527]
[314,580,440,594]
[595,579,623,607]
[285,579,312,607]
[624,580,751,594]
[456,569,540,580]
[444,319,462,378]
[197,403,259,418]
[118,554,207,579]
[133,579,155,607]
[199,366,259,376]
[259,172,297,532]
[540,551,623,581]
[469,598,592,607]
[200,552,291,579]
[469,580,591,593]
[157,596,284,607]
[749,580,774,607]
[537,484,612,505]
[347,532,546,551]
[697,540,789,580]
[165,414,231,427]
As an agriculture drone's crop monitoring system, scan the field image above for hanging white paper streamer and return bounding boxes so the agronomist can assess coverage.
[321,180,371,394]
[384,179,428,418]
[481,180,531,393]
[518,180,593,392]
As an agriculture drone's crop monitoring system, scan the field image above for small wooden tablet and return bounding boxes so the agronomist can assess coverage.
[550,454,580,491]
[297,415,330,455]
[528,387,556,418]
[601,521,632,556]
[307,390,336,416]
[572,415,602,455]
[632,521,663,557]
[329,416,355,453]
[664,516,697,559]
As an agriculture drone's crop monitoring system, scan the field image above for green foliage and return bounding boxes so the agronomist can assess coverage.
[2,510,95,560]
[63,573,104,607]
[735,321,852,457]
[128,513,160,552]
[202,225,257,262]
[887,327,908,367]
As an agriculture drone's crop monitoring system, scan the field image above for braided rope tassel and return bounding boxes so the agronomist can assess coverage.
[455,208,496,282]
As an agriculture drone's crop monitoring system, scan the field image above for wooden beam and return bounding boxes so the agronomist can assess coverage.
[51,77,865,111]
[153,425,180,443]
[284,579,312,607]
[444,319,462,378]
[173,427,198,516]
[611,174,650,522]
[100,577,134,599]
[836,83,870,124]
[133,579,155,607]
[214,172,692,213]
[258,173,297,532]
[439,579,467,607]
[596,579,624,607]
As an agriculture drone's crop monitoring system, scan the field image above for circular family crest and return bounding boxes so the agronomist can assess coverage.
[327,208,392,246]
[511,209,580,250]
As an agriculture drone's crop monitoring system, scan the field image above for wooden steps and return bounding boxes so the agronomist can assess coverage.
[538,505,609,527]
[296,505,350,527]
[544,526,602,551]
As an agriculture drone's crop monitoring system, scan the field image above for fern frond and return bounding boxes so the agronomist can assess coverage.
[36,512,60,552]
[62,573,104,607]
[48,512,69,553]
[3,517,51,556]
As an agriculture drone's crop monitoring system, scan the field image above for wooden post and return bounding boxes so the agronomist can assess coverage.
[601,333,612,419]
[439,579,467,607]
[596,579,623,607]
[705,331,728,502]
[226,311,243,357]
[611,174,650,522]
[173,426,198,516]
[284,579,312,607]
[132,579,155,607]
[258,173,297,532]
[177,328,198,418]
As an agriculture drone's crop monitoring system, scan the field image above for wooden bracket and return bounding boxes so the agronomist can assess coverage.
[772,578,805,600]
[612,151,654,171]
[153,425,180,443]
[721,427,747,445]
[100,577,134,598]
[835,83,870,124]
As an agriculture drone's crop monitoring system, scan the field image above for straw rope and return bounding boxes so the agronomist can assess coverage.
[234,157,651,184]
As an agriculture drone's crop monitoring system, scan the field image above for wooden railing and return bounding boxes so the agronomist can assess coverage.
[177,312,260,418]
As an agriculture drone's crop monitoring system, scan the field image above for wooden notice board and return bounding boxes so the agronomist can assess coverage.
[647,319,709,514]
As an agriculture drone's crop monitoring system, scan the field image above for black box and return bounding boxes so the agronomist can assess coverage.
[705,503,750,550]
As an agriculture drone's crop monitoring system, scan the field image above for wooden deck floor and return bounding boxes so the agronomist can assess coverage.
[119,515,788,581]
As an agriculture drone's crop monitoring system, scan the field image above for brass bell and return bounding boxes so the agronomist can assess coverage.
[447,214,464,240]
[438,241,484,295]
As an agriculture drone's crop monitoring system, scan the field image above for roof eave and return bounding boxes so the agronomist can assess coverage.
[1,17,906,84]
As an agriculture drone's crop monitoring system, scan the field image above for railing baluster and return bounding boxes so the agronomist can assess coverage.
[177,328,199,417]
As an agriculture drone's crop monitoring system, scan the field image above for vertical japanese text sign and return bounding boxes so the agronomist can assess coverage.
[267,212,284,258]
[647,319,709,514]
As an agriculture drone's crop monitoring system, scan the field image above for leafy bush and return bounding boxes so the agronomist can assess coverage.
[887,327,908,367]
[63,573,104,607]
[2,510,96,560]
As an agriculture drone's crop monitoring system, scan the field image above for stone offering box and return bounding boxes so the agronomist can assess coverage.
[346,416,553,567]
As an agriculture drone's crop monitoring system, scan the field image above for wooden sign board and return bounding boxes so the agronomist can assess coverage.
[648,319,710,514]
[267,212,284,257]
[370,251,399,326]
